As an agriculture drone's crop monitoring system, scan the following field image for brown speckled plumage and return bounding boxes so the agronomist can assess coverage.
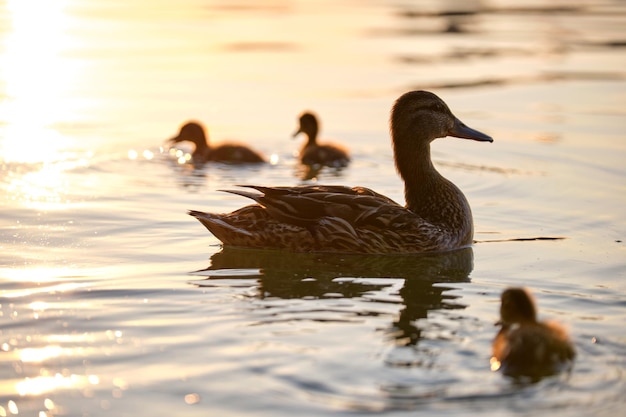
[293,112,350,167]
[168,121,265,164]
[492,287,576,380]
[189,90,493,254]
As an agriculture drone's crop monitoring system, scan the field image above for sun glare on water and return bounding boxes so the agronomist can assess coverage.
[0,0,80,164]
[0,0,97,212]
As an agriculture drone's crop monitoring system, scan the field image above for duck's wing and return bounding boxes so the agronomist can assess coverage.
[222,185,403,228]
[191,185,451,253]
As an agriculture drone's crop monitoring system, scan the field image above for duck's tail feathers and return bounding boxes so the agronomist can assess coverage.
[187,210,254,244]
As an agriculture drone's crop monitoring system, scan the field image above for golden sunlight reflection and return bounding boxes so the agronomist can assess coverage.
[29,301,50,311]
[184,393,201,405]
[3,282,86,299]
[0,267,90,298]
[0,126,72,164]
[1,266,83,284]
[6,155,97,208]
[44,398,56,411]
[15,373,98,396]
[6,161,69,209]
[489,356,501,372]
[0,0,79,163]
[5,401,17,414]
[19,346,65,363]
[166,148,193,165]
[128,149,157,161]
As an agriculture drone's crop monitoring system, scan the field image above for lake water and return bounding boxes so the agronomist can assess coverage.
[1,0,625,416]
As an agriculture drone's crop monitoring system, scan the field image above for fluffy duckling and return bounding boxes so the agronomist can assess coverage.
[188,90,493,253]
[293,112,350,167]
[492,287,576,380]
[168,121,265,164]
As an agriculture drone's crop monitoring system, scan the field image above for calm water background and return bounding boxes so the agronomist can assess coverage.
[1,0,625,415]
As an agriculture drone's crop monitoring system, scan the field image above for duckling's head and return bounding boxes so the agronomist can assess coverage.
[390,90,493,147]
[499,287,538,326]
[293,112,319,141]
[168,122,208,148]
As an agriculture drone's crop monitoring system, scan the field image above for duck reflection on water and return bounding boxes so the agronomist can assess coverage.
[192,246,473,346]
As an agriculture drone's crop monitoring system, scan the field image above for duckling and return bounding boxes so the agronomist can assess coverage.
[168,121,265,164]
[188,90,493,253]
[293,112,350,167]
[491,287,576,380]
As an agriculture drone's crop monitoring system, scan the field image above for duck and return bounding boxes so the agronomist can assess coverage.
[168,121,265,164]
[491,287,576,380]
[188,90,493,254]
[293,111,350,167]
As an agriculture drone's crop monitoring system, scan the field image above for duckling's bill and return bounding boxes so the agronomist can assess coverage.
[168,134,184,144]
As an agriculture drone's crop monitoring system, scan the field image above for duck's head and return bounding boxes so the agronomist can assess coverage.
[499,287,538,326]
[293,112,319,141]
[390,90,493,147]
[168,122,208,148]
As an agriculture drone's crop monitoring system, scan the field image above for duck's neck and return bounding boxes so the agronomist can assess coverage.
[396,141,473,238]
[303,128,318,148]
[398,142,437,209]
[192,137,211,160]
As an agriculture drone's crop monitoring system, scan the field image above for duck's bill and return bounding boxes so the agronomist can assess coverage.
[291,128,302,139]
[168,135,182,143]
[450,117,493,142]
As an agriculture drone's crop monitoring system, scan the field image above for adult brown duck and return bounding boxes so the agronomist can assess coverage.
[491,287,576,380]
[168,121,265,164]
[188,90,493,253]
[293,111,350,167]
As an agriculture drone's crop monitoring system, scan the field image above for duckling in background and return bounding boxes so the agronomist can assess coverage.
[293,111,350,167]
[168,121,265,164]
[188,90,493,254]
[492,287,576,381]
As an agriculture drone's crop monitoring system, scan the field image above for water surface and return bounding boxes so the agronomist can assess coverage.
[1,1,625,416]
